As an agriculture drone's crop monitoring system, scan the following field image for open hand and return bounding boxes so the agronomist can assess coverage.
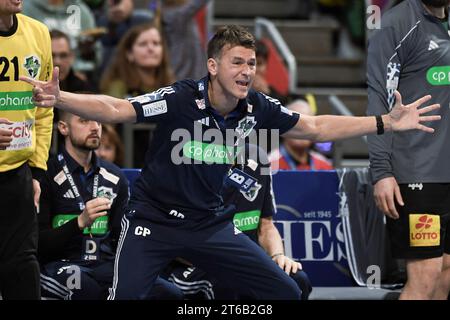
[389,91,441,133]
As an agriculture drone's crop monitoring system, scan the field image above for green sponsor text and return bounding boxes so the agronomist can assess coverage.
[233,210,261,231]
[52,214,109,235]
[0,91,34,110]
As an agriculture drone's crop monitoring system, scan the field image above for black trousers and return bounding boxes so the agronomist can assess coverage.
[0,163,40,299]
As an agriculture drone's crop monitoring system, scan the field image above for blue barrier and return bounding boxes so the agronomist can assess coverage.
[122,169,353,287]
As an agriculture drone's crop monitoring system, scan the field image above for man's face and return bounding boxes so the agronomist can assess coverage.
[62,116,102,151]
[0,0,23,15]
[211,45,256,100]
[51,37,74,81]
[422,0,450,8]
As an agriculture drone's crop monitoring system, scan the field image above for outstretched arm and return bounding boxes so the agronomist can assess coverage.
[283,91,440,141]
[20,67,136,124]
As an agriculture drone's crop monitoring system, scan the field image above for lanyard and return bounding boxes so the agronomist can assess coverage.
[57,153,100,211]
[207,114,246,169]
[198,79,252,170]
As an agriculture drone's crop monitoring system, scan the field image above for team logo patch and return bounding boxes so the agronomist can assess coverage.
[240,182,262,202]
[97,186,117,202]
[236,116,256,139]
[23,55,41,79]
[142,100,167,117]
[409,214,440,247]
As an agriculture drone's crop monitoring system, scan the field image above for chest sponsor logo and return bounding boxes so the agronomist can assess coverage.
[0,91,34,111]
[182,140,238,164]
[0,119,34,151]
[426,66,450,85]
[233,210,261,232]
[23,55,41,79]
[52,214,109,235]
[409,214,440,247]
[142,100,167,117]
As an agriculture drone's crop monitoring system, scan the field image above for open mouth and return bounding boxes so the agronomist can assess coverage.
[236,80,249,88]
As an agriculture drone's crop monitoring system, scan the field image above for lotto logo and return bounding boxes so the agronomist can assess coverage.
[409,214,440,247]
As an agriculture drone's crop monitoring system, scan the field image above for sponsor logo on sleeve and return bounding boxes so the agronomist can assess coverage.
[233,210,261,232]
[54,170,67,185]
[142,100,168,118]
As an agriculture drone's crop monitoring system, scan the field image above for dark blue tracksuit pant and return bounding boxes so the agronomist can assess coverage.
[41,259,182,300]
[108,212,301,300]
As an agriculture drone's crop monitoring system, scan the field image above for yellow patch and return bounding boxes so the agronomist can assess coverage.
[409,214,440,247]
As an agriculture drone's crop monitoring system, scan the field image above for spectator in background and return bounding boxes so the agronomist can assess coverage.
[161,0,210,80]
[100,22,174,97]
[100,22,174,167]
[97,0,154,73]
[23,0,100,72]
[269,99,333,171]
[96,124,125,167]
[252,40,287,105]
[51,30,95,93]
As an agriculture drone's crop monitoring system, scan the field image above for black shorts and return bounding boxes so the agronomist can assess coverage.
[387,183,450,259]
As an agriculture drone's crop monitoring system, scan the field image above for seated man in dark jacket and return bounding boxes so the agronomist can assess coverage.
[38,110,182,300]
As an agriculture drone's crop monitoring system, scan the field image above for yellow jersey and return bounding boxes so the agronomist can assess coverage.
[0,13,53,173]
